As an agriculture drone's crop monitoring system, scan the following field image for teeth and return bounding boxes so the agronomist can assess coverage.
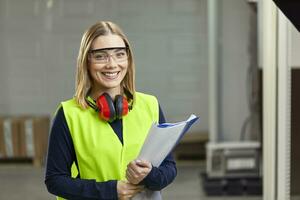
[102,72,118,77]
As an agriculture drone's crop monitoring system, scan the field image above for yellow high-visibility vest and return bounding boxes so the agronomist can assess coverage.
[57,92,159,200]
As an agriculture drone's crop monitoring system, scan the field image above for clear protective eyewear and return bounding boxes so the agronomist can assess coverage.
[88,47,128,64]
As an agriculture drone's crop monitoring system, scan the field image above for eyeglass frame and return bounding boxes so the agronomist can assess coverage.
[88,47,129,64]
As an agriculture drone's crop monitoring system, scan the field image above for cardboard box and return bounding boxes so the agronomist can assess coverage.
[0,117,20,158]
[18,116,50,165]
[0,115,50,166]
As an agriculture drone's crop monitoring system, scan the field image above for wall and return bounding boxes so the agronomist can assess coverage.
[219,0,253,141]
[0,0,208,133]
[291,25,300,67]
[0,0,252,138]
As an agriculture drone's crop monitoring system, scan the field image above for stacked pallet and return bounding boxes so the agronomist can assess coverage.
[0,116,50,167]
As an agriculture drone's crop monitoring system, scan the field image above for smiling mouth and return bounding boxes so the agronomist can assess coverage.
[97,71,120,79]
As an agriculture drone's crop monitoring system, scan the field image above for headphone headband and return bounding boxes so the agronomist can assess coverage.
[85,96,99,111]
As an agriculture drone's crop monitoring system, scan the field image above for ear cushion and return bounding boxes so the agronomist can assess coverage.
[121,97,129,116]
[115,95,129,119]
[96,93,116,122]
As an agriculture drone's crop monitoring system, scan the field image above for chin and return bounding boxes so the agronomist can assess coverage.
[101,81,122,89]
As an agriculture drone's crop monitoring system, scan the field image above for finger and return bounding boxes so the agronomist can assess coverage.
[130,160,150,171]
[125,182,144,190]
[135,160,151,168]
[129,187,143,192]
[131,164,148,176]
[134,186,145,193]
[127,161,134,167]
[119,187,138,196]
[126,170,136,184]
[130,189,143,197]
[128,172,145,184]
[127,162,141,174]
[120,196,131,200]
[128,165,141,178]
[126,167,136,181]
[132,167,148,178]
[128,187,144,196]
[127,183,144,190]
[120,187,142,198]
[126,167,146,185]
[127,160,138,169]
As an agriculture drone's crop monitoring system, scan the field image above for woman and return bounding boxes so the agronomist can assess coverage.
[45,21,177,200]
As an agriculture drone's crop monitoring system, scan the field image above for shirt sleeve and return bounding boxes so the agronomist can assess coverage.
[140,104,178,191]
[44,107,118,200]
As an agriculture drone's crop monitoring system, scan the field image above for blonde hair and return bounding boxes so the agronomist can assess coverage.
[74,21,135,109]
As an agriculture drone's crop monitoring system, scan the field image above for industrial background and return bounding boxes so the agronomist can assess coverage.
[0,0,299,199]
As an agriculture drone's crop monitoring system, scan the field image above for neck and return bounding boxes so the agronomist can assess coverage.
[90,86,122,101]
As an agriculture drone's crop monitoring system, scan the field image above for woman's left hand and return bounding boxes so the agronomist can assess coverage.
[126,160,152,185]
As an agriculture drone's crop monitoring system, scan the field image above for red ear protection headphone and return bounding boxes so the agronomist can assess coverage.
[86,93,130,122]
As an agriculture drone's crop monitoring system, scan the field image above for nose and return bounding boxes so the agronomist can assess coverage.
[106,55,118,68]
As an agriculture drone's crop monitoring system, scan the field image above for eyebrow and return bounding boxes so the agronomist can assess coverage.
[89,47,127,53]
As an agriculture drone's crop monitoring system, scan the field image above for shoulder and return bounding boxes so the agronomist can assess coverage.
[133,92,159,115]
[61,98,82,111]
[135,92,158,104]
[61,98,78,107]
[58,98,85,119]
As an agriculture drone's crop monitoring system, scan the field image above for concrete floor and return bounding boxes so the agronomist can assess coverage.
[0,161,265,200]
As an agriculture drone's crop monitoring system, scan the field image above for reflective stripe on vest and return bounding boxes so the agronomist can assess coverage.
[57,92,159,200]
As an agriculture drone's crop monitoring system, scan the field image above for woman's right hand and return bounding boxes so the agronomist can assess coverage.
[117,180,144,200]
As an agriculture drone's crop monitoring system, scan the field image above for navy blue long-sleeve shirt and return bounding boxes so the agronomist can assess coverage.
[45,105,177,200]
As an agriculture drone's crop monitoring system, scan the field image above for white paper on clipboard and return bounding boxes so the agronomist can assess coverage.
[132,114,199,200]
